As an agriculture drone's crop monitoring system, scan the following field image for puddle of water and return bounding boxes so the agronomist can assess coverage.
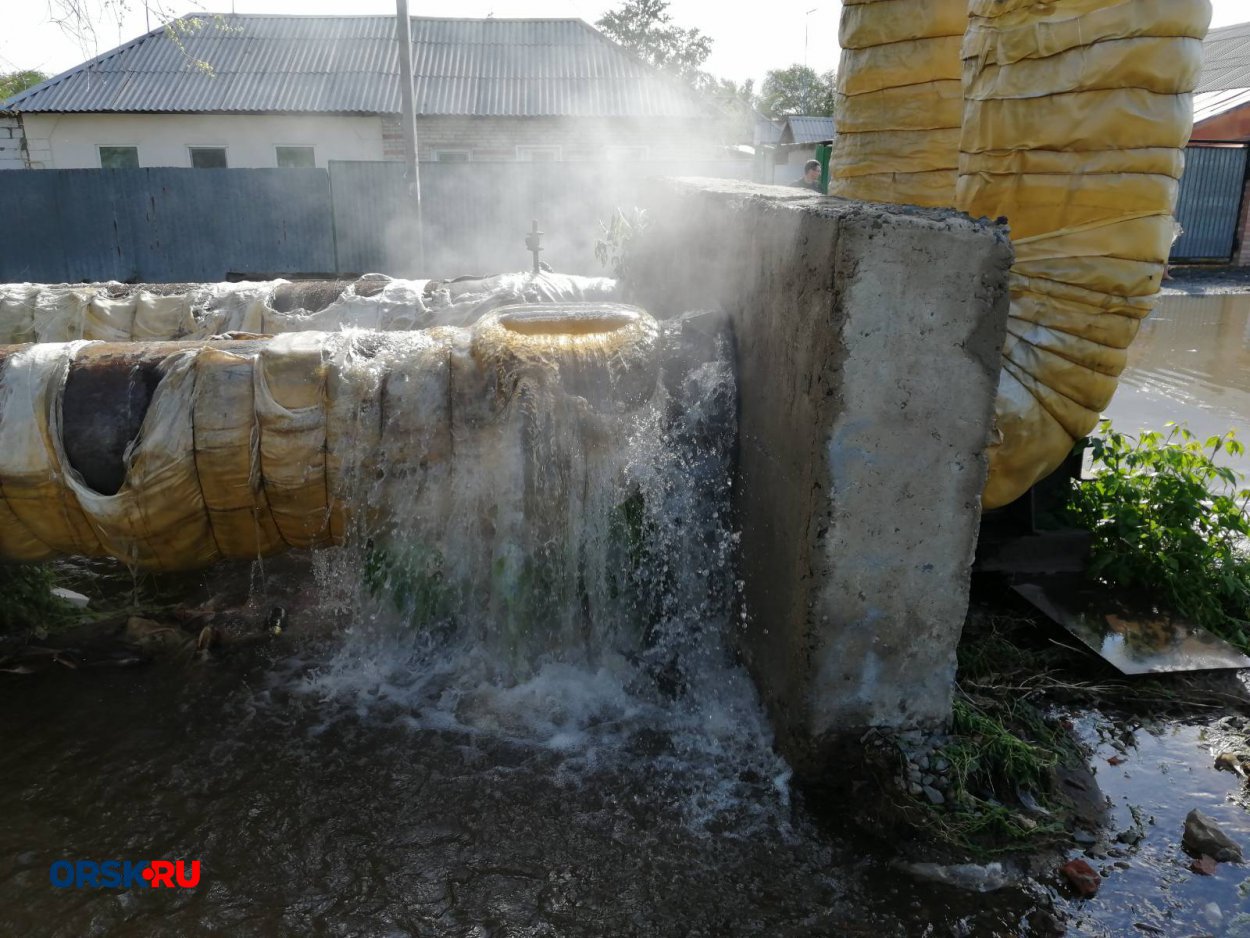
[1063,716,1250,938]
[1107,294,1250,465]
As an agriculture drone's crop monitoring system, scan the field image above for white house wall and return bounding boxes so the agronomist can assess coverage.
[19,113,386,169]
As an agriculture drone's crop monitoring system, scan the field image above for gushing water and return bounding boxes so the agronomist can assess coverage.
[297,307,792,831]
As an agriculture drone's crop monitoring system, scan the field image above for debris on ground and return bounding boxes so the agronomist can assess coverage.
[1182,809,1244,864]
[1059,858,1101,897]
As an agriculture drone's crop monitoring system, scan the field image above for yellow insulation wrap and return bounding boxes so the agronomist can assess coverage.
[255,333,332,549]
[956,0,1212,507]
[192,347,286,559]
[0,343,105,558]
[62,352,218,571]
[831,0,967,206]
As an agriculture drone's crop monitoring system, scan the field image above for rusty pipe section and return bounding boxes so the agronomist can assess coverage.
[0,304,659,570]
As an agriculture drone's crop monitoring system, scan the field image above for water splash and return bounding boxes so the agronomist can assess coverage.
[300,311,793,831]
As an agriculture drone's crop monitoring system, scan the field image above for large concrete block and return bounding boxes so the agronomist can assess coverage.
[630,178,1012,772]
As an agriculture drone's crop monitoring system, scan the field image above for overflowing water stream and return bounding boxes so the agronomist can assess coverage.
[1,293,1249,935]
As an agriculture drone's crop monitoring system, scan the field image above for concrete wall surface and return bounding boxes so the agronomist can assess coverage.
[630,178,1013,773]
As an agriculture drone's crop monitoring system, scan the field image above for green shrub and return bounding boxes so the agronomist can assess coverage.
[0,563,73,634]
[1065,420,1250,649]
[593,207,649,281]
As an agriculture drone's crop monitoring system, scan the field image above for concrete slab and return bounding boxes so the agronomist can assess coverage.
[629,178,1013,773]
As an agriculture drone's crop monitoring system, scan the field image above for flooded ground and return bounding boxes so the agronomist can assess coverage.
[1,291,1249,936]
[1107,293,1250,465]
[2,627,1246,936]
[0,631,1045,937]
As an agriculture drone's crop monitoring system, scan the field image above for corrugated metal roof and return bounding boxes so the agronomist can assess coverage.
[1194,88,1250,125]
[2,14,723,119]
[1198,20,1250,94]
[779,116,835,145]
[754,118,782,146]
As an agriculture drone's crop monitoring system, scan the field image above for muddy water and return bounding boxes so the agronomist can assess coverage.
[3,294,1250,936]
[1107,293,1250,463]
[0,636,1045,937]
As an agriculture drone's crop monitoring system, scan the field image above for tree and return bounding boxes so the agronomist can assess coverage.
[595,0,713,82]
[0,71,49,101]
[46,1,221,74]
[759,65,837,118]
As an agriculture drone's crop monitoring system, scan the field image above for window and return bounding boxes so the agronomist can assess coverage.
[276,146,315,168]
[98,146,139,169]
[470,148,516,162]
[517,146,560,162]
[189,147,228,169]
[433,149,470,162]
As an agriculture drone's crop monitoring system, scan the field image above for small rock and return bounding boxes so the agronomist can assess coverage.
[1073,828,1098,845]
[1204,902,1223,927]
[1108,754,1127,766]
[922,785,945,805]
[1183,809,1244,863]
[1214,752,1249,776]
[933,758,949,773]
[1190,855,1219,876]
[1116,828,1144,846]
[917,755,930,771]
[922,774,935,787]
[908,764,922,781]
[1059,858,1100,897]
[908,781,923,797]
[50,587,89,609]
[1113,861,1131,870]
[902,861,1013,893]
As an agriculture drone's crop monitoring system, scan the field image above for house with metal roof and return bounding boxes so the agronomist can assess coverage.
[1193,20,1250,139]
[1183,19,1250,266]
[777,116,835,146]
[0,14,737,170]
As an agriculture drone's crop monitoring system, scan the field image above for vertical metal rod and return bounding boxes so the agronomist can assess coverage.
[395,0,425,273]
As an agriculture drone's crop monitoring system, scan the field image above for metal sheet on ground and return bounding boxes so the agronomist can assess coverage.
[1012,579,1250,675]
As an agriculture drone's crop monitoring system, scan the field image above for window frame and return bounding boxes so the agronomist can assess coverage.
[188,146,229,169]
[97,145,139,169]
[275,145,316,168]
[433,149,471,162]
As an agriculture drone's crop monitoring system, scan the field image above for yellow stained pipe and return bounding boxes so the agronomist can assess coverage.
[833,0,1213,508]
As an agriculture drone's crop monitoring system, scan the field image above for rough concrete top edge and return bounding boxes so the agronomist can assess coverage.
[660,176,1013,251]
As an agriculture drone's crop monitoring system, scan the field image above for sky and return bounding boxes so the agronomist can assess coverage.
[1,0,1245,90]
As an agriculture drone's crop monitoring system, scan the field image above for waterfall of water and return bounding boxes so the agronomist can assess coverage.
[298,307,792,829]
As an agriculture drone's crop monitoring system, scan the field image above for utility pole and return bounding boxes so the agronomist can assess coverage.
[395,0,425,273]
[804,7,817,69]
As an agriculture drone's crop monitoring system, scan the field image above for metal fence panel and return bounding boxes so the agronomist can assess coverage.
[0,167,336,283]
[328,161,414,277]
[1172,146,1248,263]
[0,161,754,283]
[329,160,754,277]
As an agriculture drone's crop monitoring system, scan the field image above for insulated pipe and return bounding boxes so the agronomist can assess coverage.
[833,0,1211,508]
[0,273,620,344]
[830,0,967,207]
[957,0,1212,507]
[0,305,665,570]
